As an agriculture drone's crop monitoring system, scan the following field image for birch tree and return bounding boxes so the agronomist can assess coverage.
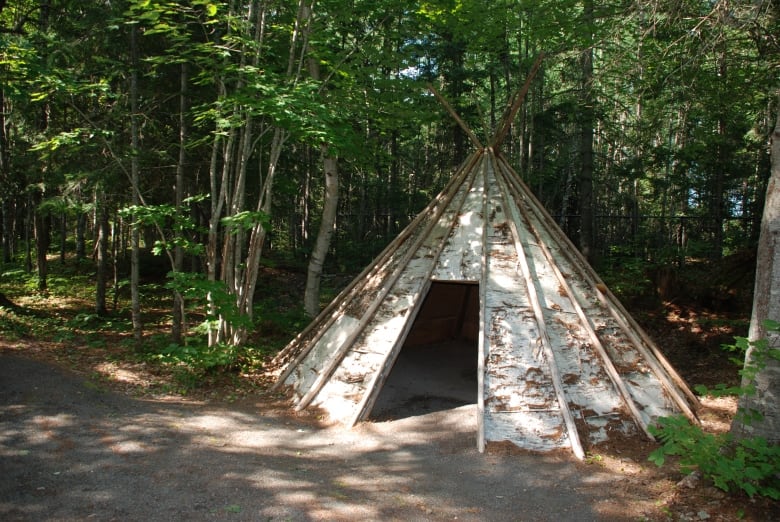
[731,96,780,444]
[302,0,338,318]
[206,0,316,346]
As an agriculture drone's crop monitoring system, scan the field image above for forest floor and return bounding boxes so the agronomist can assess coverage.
[1,262,779,521]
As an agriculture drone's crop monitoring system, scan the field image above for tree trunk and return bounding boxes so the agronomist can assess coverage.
[304,148,339,317]
[302,2,339,318]
[710,48,728,260]
[95,201,109,316]
[34,0,50,290]
[206,127,225,347]
[112,211,120,310]
[59,213,66,264]
[34,199,49,291]
[0,87,12,264]
[446,33,467,165]
[24,196,32,272]
[75,211,86,261]
[578,0,595,263]
[172,61,188,345]
[1,200,12,263]
[731,95,780,444]
[129,22,143,346]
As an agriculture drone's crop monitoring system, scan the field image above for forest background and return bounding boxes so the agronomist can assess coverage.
[0,0,778,386]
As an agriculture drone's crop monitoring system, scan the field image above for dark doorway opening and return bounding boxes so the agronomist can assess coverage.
[370,281,479,421]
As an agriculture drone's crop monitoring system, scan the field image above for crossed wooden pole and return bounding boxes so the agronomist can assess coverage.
[427,52,545,152]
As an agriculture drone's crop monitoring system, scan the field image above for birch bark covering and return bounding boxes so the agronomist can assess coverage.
[273,149,699,457]
[732,98,780,443]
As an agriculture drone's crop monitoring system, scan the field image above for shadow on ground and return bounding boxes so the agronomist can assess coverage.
[1,354,653,521]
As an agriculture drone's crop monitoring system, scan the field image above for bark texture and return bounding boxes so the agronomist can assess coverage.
[302,1,339,318]
[304,149,339,317]
[95,204,109,316]
[732,97,780,443]
[129,23,143,346]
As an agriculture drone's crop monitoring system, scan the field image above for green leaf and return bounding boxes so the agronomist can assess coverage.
[648,447,665,466]
[220,211,270,234]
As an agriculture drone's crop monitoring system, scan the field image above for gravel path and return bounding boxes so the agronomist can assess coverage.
[1,353,643,521]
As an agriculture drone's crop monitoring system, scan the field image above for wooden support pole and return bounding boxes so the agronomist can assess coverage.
[427,83,484,149]
[476,155,490,453]
[293,150,485,411]
[491,53,545,150]
[491,153,655,440]
[348,155,486,427]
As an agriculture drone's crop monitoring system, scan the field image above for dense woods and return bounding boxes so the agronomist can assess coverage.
[2,1,780,510]
[1,0,777,348]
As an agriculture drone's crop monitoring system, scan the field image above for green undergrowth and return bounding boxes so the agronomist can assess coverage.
[1,257,310,390]
[649,320,780,500]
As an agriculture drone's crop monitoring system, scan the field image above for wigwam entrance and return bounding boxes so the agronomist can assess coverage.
[370,281,479,420]
[271,57,700,457]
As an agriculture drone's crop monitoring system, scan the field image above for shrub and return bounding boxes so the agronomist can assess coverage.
[648,320,780,499]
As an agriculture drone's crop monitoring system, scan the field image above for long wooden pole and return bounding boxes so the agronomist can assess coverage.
[476,155,490,452]
[491,53,545,150]
[427,83,484,149]
[492,152,586,460]
[293,151,485,411]
[492,153,654,440]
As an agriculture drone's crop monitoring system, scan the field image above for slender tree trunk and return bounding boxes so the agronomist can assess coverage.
[112,211,120,310]
[711,48,728,260]
[445,32,467,164]
[33,198,49,291]
[95,199,109,316]
[129,23,143,346]
[302,1,339,317]
[578,0,595,263]
[302,150,311,243]
[731,95,780,444]
[205,117,227,347]
[172,61,188,345]
[75,211,86,261]
[24,196,32,272]
[59,213,66,264]
[304,148,339,316]
[1,200,11,263]
[33,0,51,290]
[0,86,12,264]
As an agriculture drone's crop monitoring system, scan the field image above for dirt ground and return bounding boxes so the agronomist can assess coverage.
[1,344,778,522]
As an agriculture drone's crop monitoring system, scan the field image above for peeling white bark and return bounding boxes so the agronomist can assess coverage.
[276,149,699,456]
